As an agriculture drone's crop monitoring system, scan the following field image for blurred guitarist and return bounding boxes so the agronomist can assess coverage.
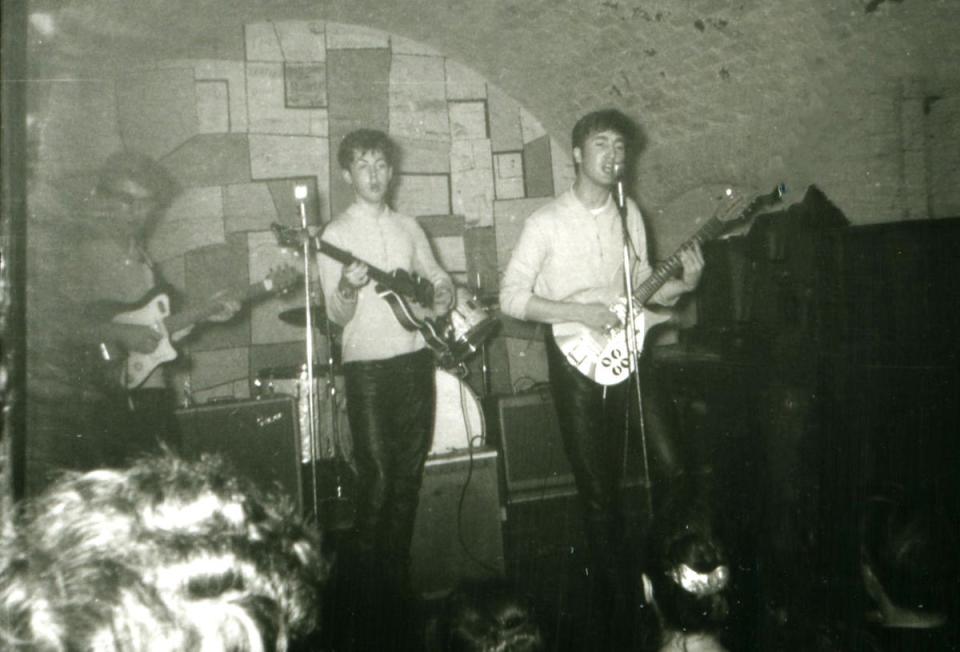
[316,128,454,651]
[67,151,239,467]
[499,109,704,647]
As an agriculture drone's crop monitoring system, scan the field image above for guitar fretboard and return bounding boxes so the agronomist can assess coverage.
[633,185,784,305]
[314,238,433,307]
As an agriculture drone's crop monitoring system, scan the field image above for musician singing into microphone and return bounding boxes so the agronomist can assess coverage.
[499,109,704,647]
[316,128,454,650]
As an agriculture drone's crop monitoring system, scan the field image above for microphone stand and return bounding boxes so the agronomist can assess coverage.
[615,171,654,518]
[294,185,321,523]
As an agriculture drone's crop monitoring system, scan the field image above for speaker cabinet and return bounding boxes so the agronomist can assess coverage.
[176,397,302,509]
[492,389,575,502]
[410,449,505,596]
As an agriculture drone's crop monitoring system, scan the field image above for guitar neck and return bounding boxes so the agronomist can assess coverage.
[315,238,431,304]
[315,239,395,289]
[633,184,785,305]
[633,217,726,305]
[163,280,271,335]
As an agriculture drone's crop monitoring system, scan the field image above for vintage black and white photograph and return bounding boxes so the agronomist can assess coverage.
[1,1,958,650]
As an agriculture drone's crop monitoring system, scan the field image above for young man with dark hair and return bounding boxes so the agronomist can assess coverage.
[317,128,455,650]
[500,109,705,645]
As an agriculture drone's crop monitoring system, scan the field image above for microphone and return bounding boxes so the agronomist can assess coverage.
[613,162,627,215]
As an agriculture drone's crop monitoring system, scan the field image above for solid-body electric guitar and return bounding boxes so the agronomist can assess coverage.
[552,185,785,385]
[96,266,300,389]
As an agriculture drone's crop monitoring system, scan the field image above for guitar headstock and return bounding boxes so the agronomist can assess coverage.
[271,223,304,250]
[714,183,786,225]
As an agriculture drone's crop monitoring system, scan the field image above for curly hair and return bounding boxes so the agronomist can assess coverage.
[0,453,328,651]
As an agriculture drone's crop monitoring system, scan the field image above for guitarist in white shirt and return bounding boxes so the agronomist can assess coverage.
[499,109,704,648]
[316,129,454,651]
[69,151,239,466]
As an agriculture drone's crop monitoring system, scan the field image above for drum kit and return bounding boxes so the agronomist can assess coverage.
[258,282,499,530]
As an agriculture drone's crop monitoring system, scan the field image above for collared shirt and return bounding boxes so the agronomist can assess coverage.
[318,203,453,363]
[500,188,674,321]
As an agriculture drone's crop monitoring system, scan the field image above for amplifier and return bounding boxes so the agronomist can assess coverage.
[176,397,302,509]
[491,389,576,502]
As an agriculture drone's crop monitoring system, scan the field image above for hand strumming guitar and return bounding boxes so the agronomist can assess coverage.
[576,302,622,332]
[432,283,455,316]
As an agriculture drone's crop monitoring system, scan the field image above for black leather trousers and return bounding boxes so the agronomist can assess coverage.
[545,332,682,594]
[342,348,434,583]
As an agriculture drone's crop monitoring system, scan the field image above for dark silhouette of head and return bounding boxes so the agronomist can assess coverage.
[428,580,545,652]
[645,510,732,638]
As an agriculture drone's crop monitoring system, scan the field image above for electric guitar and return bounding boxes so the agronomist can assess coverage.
[95,265,300,390]
[271,224,469,368]
[552,184,786,385]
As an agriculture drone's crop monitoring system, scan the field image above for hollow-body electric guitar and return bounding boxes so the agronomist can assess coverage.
[272,224,482,368]
[552,184,786,385]
[96,266,300,389]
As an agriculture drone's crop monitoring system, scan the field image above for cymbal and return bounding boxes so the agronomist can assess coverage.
[278,305,340,330]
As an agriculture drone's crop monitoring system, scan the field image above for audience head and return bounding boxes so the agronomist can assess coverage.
[643,508,733,639]
[859,488,957,625]
[427,580,545,652]
[0,452,328,651]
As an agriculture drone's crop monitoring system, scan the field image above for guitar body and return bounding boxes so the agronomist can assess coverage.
[550,184,786,386]
[553,301,673,385]
[92,266,300,391]
[112,291,179,389]
[377,286,461,369]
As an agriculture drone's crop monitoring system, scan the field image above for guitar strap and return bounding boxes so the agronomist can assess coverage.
[134,241,183,312]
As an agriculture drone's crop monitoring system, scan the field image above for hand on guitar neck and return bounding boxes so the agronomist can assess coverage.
[92,265,300,390]
[337,260,369,302]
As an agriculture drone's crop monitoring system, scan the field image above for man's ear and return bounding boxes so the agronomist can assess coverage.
[572,147,583,167]
[341,169,353,186]
[642,573,655,605]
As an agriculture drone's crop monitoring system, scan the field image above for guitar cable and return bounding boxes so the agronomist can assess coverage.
[453,378,502,577]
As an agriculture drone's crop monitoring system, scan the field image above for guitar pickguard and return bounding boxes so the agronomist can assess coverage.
[113,293,178,388]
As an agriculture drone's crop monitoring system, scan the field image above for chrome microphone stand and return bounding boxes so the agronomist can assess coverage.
[294,185,321,522]
[614,166,654,517]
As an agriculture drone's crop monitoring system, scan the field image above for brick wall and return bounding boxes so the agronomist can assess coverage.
[24,0,960,407]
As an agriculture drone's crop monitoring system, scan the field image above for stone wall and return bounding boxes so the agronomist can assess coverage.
[23,0,960,406]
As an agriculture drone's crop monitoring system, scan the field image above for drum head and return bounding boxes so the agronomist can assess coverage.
[430,369,485,455]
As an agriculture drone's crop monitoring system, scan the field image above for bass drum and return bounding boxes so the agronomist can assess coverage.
[431,368,485,455]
